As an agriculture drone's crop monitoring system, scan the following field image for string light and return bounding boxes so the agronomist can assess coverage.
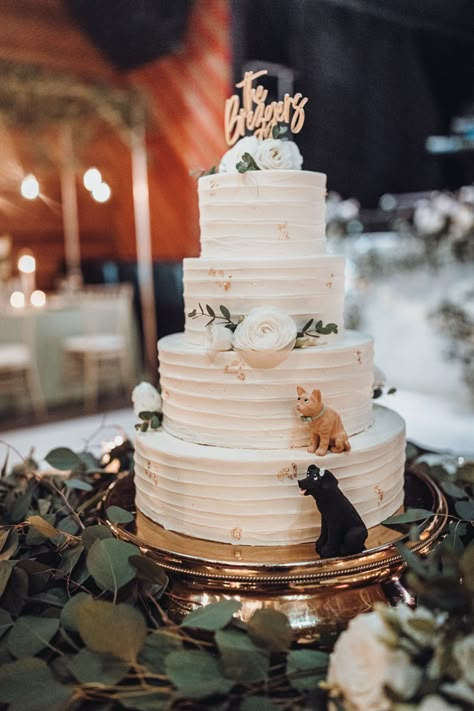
[83,167,102,191]
[20,174,40,200]
[10,291,25,308]
[18,253,36,274]
[91,181,111,203]
[30,290,46,307]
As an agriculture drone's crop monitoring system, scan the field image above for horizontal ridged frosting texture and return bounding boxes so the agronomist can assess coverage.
[134,405,405,546]
[183,254,344,345]
[159,330,374,448]
[198,171,327,258]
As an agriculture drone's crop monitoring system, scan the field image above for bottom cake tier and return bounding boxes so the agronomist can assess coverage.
[134,405,405,547]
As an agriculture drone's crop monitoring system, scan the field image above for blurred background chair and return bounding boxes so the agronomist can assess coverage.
[62,283,135,411]
[0,314,46,420]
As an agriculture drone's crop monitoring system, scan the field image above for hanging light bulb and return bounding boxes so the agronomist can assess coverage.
[91,181,111,203]
[30,290,46,307]
[18,253,36,274]
[10,291,25,308]
[20,174,40,200]
[83,167,102,191]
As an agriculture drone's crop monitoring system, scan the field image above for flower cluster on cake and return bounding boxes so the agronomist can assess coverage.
[133,70,406,549]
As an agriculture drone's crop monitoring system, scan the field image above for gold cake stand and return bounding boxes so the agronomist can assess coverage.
[101,466,447,642]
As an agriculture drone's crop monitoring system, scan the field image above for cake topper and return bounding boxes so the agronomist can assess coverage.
[296,386,351,456]
[298,464,368,558]
[224,69,308,146]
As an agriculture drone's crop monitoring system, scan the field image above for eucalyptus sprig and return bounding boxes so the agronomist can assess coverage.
[272,123,290,140]
[187,303,240,331]
[296,319,339,343]
[236,152,261,173]
[135,411,163,433]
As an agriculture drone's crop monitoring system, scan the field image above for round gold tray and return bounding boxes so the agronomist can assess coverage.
[102,466,447,640]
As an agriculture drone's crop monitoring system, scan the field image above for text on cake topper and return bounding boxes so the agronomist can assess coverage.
[224,70,308,146]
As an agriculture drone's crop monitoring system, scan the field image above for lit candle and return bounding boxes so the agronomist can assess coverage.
[18,252,36,301]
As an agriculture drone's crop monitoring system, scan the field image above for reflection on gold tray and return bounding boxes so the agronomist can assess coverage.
[101,466,447,639]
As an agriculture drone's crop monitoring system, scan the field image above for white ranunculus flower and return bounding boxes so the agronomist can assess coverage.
[394,605,440,649]
[453,635,474,686]
[328,611,396,711]
[218,136,260,173]
[388,648,422,699]
[255,138,303,170]
[132,382,162,416]
[233,307,297,368]
[205,323,234,352]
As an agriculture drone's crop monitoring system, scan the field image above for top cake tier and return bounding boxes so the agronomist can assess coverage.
[198,170,327,258]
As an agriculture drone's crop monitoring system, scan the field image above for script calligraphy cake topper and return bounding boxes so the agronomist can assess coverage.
[224,69,308,146]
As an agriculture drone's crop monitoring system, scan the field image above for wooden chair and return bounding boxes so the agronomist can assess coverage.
[62,283,136,411]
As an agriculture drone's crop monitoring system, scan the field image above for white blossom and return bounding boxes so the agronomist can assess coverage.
[218,136,260,173]
[205,323,234,352]
[255,138,303,170]
[414,203,445,234]
[233,307,297,368]
[132,382,162,416]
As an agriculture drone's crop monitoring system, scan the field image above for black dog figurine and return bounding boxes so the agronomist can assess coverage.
[298,464,368,558]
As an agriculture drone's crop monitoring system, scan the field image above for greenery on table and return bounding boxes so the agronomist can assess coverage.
[0,439,472,711]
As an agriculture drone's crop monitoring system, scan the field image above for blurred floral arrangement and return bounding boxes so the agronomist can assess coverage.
[431,282,474,399]
[394,186,474,265]
[325,192,362,238]
[0,432,472,710]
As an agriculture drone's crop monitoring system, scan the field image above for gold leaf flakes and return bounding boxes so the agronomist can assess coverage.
[161,389,170,400]
[326,281,333,288]
[222,280,232,291]
[355,350,363,366]
[277,222,289,240]
[277,463,298,480]
[374,486,384,504]
[233,549,243,560]
[231,527,242,540]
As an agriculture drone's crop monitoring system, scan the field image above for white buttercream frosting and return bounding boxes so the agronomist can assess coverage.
[134,405,405,546]
[158,331,374,449]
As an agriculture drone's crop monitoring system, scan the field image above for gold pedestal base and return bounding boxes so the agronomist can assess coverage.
[102,466,447,641]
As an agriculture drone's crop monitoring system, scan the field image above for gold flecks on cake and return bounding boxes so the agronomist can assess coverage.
[233,549,243,560]
[277,222,289,240]
[374,486,384,504]
[208,268,233,291]
[355,350,363,366]
[161,389,170,400]
[144,465,159,486]
[231,528,242,540]
[277,463,298,481]
[208,268,224,278]
[224,358,247,381]
[326,281,333,288]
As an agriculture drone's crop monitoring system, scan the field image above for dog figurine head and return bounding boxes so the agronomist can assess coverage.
[296,386,323,418]
[297,464,338,496]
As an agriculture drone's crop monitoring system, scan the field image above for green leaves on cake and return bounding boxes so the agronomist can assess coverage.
[218,135,303,173]
[188,304,339,366]
[132,382,163,432]
[236,152,261,173]
[295,319,338,348]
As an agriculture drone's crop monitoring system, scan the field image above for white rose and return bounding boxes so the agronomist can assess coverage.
[453,635,474,686]
[255,138,303,170]
[394,605,440,649]
[132,382,162,416]
[328,611,396,711]
[218,136,260,173]
[233,307,297,368]
[388,648,422,700]
[205,323,234,352]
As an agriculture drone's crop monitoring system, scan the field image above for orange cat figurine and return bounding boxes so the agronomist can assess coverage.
[296,386,351,456]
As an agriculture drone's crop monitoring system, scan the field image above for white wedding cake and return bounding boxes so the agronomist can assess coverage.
[134,76,405,547]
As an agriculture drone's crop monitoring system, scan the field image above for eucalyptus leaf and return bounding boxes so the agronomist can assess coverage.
[215,628,269,682]
[0,529,18,561]
[78,598,147,663]
[56,544,84,576]
[286,649,330,691]
[27,515,60,539]
[65,478,93,492]
[247,609,293,652]
[118,690,169,710]
[181,599,241,631]
[460,543,474,593]
[60,591,91,633]
[439,480,467,498]
[129,555,168,590]
[9,489,33,523]
[220,305,231,320]
[165,649,234,698]
[81,523,114,550]
[86,538,139,593]
[0,656,73,711]
[138,629,183,673]
[7,616,59,658]
[56,514,80,536]
[0,567,28,616]
[0,560,16,597]
[67,647,129,684]
[206,304,216,317]
[45,447,84,472]
[107,505,135,524]
[382,509,434,526]
[455,500,474,520]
